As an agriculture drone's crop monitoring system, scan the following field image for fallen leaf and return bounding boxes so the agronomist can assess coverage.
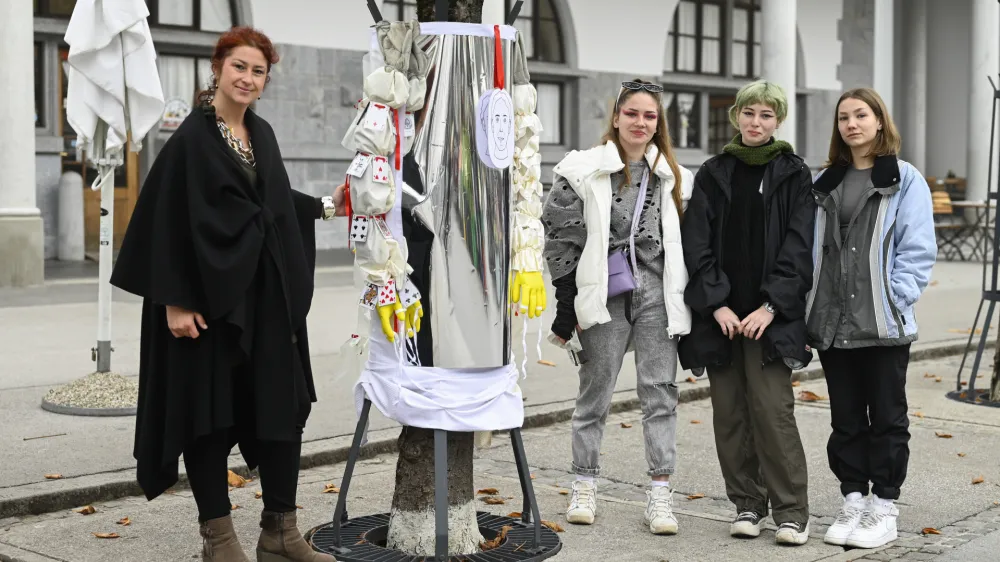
[296,505,304,509]
[477,488,500,496]
[960,392,968,399]
[44,474,62,480]
[922,527,942,535]
[558,489,569,495]
[227,470,247,488]
[75,505,96,515]
[914,411,925,418]
[935,432,953,439]
[958,453,967,457]
[791,381,801,387]
[479,525,512,550]
[685,377,697,383]
[798,390,826,402]
[116,517,131,526]
[691,420,702,424]
[620,422,633,429]
[686,493,706,500]
[255,491,263,499]
[973,476,985,485]
[482,496,506,505]
[322,483,340,494]
[231,504,240,510]
[930,280,939,287]
[537,360,556,367]
[935,377,943,383]
[507,512,522,518]
[961,381,968,387]
[530,474,535,479]
[93,533,119,539]
[541,520,565,532]
[924,373,935,378]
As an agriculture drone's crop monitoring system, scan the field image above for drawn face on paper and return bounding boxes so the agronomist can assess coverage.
[480,91,513,160]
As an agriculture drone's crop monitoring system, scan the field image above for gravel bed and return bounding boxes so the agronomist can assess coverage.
[42,372,138,409]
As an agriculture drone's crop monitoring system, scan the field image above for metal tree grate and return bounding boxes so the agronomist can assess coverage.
[308,511,562,562]
[946,388,1000,408]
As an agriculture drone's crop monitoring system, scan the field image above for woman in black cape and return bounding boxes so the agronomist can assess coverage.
[111,27,340,562]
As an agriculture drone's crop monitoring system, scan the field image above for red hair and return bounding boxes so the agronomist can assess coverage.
[196,26,279,105]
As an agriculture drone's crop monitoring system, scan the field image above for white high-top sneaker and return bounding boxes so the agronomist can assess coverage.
[565,480,597,525]
[643,486,679,535]
[824,493,867,545]
[846,497,899,549]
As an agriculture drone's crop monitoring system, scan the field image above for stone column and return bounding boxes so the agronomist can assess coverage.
[0,0,44,287]
[902,0,927,173]
[761,0,797,149]
[967,0,1000,203]
[872,0,894,115]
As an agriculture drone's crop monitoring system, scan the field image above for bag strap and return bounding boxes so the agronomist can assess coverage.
[627,168,650,281]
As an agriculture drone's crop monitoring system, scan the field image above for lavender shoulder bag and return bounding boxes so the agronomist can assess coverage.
[607,169,650,298]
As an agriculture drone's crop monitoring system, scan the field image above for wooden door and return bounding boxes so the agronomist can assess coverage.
[58,47,140,258]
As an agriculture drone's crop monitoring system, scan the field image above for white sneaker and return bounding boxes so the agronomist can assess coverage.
[824,493,867,545]
[846,498,899,549]
[643,486,678,535]
[730,511,764,538]
[775,521,810,545]
[566,479,597,525]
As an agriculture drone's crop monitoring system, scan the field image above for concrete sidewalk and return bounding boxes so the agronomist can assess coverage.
[0,353,998,562]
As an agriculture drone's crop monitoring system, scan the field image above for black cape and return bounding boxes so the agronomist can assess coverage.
[111,106,320,500]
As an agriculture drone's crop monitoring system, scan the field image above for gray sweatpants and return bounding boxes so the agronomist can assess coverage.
[571,265,679,477]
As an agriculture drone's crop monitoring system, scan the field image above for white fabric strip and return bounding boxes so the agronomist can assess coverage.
[418,22,517,40]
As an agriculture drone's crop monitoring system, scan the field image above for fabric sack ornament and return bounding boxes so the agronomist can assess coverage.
[607,169,650,298]
[364,66,410,109]
[475,26,515,170]
[349,154,396,216]
[354,215,411,287]
[342,99,398,156]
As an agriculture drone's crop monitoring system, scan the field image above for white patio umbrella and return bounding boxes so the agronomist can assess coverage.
[64,0,164,377]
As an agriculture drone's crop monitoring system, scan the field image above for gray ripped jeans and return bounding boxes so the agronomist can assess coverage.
[571,265,679,477]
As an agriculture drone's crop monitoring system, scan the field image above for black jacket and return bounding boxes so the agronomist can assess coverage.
[679,151,816,370]
[111,106,321,500]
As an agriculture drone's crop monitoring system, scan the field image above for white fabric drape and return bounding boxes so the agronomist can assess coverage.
[157,55,196,106]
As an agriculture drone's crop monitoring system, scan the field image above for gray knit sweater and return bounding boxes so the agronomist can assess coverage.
[542,160,664,281]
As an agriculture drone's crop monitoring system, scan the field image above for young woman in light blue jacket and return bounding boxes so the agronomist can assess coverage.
[806,87,936,550]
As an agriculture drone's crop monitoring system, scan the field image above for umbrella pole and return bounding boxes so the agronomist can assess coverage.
[91,120,115,373]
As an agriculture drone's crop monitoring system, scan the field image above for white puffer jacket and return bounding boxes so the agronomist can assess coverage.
[551,141,694,341]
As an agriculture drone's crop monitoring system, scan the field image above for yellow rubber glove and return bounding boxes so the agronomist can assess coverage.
[405,300,424,338]
[376,298,405,343]
[510,271,547,319]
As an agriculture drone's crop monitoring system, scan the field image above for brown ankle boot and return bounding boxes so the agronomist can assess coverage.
[199,515,250,562]
[257,510,336,562]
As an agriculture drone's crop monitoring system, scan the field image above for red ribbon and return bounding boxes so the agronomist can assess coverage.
[393,109,402,171]
[345,175,353,249]
[493,25,505,89]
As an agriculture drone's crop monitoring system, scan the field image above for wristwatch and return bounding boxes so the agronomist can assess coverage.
[762,301,776,314]
[320,195,337,221]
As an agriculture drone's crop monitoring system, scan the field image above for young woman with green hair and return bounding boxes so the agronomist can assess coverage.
[680,79,816,545]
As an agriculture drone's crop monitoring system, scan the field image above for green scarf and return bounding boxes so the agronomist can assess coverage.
[722,134,794,166]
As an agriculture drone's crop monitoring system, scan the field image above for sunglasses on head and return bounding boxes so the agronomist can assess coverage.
[621,81,664,93]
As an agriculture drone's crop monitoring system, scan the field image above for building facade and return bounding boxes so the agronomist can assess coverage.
[2,0,997,286]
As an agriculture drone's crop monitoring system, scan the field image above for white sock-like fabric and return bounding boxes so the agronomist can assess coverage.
[651,480,670,488]
[873,495,894,508]
[576,475,595,482]
[846,492,864,502]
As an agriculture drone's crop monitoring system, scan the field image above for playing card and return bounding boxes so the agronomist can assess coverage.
[403,113,415,138]
[346,153,372,178]
[362,103,390,131]
[350,215,369,242]
[378,279,397,307]
[372,156,389,184]
[400,278,421,307]
[373,216,392,239]
[359,283,378,310]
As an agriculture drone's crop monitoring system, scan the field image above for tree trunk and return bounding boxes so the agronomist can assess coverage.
[385,0,486,556]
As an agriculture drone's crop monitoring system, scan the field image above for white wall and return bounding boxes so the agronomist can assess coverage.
[251,0,510,52]
[796,0,842,91]
[573,0,680,75]
[925,0,971,178]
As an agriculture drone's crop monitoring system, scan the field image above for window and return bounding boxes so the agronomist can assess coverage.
[732,0,761,77]
[34,0,77,17]
[664,91,701,149]
[665,0,723,75]
[382,0,418,21]
[534,81,563,145]
[35,43,45,128]
[157,55,214,131]
[506,0,564,63]
[708,95,735,154]
[148,0,234,31]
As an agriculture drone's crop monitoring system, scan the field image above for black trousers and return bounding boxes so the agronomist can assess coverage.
[818,344,911,500]
[183,430,302,522]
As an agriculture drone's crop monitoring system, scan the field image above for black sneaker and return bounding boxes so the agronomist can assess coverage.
[730,511,763,538]
[775,520,810,545]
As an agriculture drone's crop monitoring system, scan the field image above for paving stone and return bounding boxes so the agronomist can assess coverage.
[900,553,938,561]
[919,545,950,554]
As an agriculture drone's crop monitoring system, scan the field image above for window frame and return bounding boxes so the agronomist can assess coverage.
[33,0,77,18]
[731,0,761,78]
[532,80,565,146]
[35,42,46,129]
[666,0,726,76]
[147,0,236,32]
[381,0,418,22]
[505,0,565,63]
